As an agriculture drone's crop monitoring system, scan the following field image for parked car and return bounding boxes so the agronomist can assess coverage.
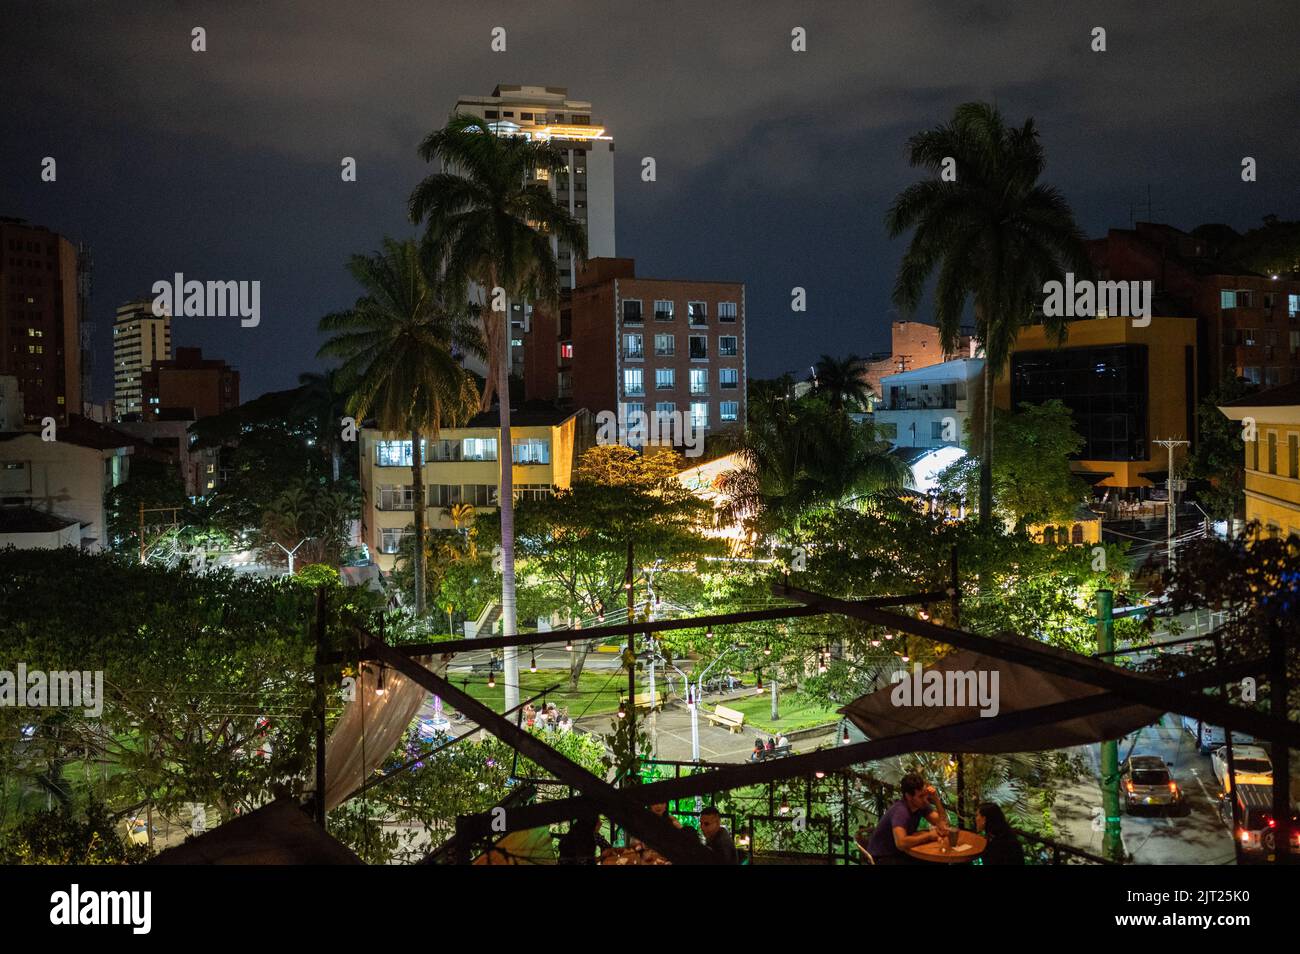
[1220,783,1300,862]
[1211,744,1273,794]
[1120,755,1183,814]
[1181,715,1254,755]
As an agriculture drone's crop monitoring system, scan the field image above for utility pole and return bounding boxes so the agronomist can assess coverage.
[624,540,636,786]
[1154,439,1189,572]
[1096,589,1124,862]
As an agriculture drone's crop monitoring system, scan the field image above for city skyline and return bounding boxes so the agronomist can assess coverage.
[2,1,1298,403]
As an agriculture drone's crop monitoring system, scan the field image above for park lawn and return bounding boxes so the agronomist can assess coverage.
[456,669,626,719]
[722,692,840,733]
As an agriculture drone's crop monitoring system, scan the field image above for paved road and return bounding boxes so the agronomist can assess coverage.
[1050,716,1238,864]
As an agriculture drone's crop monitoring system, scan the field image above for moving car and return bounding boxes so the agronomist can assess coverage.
[1220,783,1300,862]
[1181,715,1254,755]
[1210,744,1273,794]
[1120,755,1183,814]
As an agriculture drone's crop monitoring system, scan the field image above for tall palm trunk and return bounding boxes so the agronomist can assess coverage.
[496,285,520,714]
[979,360,994,529]
[410,428,427,614]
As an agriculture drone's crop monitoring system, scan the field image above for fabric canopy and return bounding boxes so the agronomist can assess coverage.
[839,646,1163,754]
[313,654,448,812]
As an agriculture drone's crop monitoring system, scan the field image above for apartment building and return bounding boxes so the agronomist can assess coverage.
[1089,222,1300,390]
[1218,381,1300,538]
[874,358,985,451]
[141,347,239,421]
[113,298,172,419]
[0,217,82,425]
[862,321,980,403]
[525,258,746,447]
[358,404,591,572]
[451,85,616,379]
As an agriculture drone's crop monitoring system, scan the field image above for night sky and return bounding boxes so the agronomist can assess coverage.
[3,1,1298,404]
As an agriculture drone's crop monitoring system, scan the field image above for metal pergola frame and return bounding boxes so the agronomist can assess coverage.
[315,576,1295,865]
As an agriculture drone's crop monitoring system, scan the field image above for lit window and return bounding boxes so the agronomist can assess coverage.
[720,401,738,422]
[690,368,708,394]
[690,401,709,428]
[654,300,674,321]
[655,368,675,390]
[718,301,737,322]
[654,334,674,356]
[719,368,739,390]
[512,438,550,465]
[623,334,643,359]
[688,301,707,325]
[461,438,498,461]
[624,368,644,395]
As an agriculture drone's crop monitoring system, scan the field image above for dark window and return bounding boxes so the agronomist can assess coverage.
[1011,345,1149,461]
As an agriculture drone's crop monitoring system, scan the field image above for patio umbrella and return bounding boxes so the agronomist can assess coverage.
[839,646,1163,754]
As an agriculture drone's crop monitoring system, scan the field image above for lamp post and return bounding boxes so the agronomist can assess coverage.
[272,537,312,576]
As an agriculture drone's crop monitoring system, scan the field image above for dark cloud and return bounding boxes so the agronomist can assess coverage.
[2,1,1297,400]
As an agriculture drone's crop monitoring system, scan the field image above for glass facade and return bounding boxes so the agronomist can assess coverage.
[1010,345,1148,461]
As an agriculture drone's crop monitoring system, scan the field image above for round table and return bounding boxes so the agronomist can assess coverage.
[903,829,986,863]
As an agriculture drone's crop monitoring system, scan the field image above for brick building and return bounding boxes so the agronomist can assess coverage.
[0,218,82,425]
[1088,222,1300,391]
[141,347,239,421]
[525,258,746,445]
[862,320,979,403]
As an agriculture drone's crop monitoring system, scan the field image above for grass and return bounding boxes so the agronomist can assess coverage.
[453,669,627,720]
[720,692,841,734]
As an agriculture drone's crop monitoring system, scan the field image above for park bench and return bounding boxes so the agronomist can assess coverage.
[633,690,663,711]
[707,705,746,733]
[470,656,502,674]
[756,743,793,760]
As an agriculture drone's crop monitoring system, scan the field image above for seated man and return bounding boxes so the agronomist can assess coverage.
[864,773,949,864]
[699,806,738,864]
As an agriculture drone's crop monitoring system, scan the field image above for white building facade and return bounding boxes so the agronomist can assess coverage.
[874,358,985,451]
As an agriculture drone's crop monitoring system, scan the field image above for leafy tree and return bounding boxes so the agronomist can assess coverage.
[294,369,357,483]
[887,102,1092,527]
[506,445,724,688]
[411,113,587,712]
[1189,375,1255,522]
[317,237,482,615]
[0,801,150,865]
[258,479,357,571]
[937,400,1088,531]
[719,384,908,536]
[0,549,379,839]
[104,456,192,557]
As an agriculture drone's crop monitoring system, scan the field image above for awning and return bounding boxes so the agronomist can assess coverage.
[839,647,1163,754]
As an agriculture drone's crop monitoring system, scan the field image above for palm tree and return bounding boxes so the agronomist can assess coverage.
[294,369,348,482]
[812,353,871,412]
[719,382,908,536]
[886,102,1091,527]
[410,114,586,711]
[317,238,481,614]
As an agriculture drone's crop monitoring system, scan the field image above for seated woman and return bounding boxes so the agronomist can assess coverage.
[750,738,765,761]
[976,802,1024,865]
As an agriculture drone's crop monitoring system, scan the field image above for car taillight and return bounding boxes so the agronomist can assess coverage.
[1168,781,1178,793]
[1265,815,1277,829]
[1238,828,1251,844]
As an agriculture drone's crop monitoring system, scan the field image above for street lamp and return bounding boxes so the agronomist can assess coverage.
[271,536,312,576]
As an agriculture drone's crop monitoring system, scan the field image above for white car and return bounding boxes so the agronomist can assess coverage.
[1181,715,1254,754]
[1211,744,1272,793]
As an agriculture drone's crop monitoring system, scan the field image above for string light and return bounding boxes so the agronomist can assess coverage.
[529,653,537,673]
[841,726,851,745]
[617,699,627,719]
[706,625,714,641]
[487,670,496,689]
[374,665,386,697]
[565,638,573,652]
